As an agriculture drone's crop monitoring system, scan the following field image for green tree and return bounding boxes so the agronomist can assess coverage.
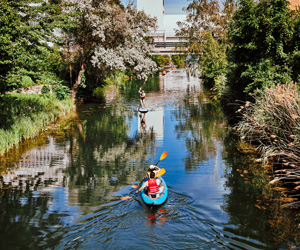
[63,0,157,100]
[0,0,24,93]
[227,0,295,99]
[0,0,72,94]
[175,0,235,95]
[200,32,228,88]
[176,0,235,55]
[290,11,300,82]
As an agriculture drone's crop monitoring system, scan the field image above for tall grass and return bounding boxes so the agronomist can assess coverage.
[236,83,300,167]
[0,93,73,156]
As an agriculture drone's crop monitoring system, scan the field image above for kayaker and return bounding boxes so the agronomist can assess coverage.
[136,171,162,195]
[149,164,160,174]
[144,165,160,180]
[138,87,146,108]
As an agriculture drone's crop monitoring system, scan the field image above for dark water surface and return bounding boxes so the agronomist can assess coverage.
[0,70,298,249]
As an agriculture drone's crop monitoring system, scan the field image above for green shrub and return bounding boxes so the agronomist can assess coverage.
[52,84,72,100]
[171,55,185,68]
[242,59,292,94]
[92,86,105,101]
[151,55,171,67]
[22,76,35,87]
[200,32,228,89]
[41,85,51,94]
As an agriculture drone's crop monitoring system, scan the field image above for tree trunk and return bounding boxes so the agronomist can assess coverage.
[72,62,86,101]
[69,63,72,88]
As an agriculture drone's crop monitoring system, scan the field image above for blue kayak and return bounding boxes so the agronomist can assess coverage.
[140,176,168,206]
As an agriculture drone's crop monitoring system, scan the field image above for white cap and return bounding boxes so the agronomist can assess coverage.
[149,165,155,169]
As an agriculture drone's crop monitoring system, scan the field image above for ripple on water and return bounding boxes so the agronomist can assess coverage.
[54,188,267,250]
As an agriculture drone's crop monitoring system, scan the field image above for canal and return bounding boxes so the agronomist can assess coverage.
[0,69,299,249]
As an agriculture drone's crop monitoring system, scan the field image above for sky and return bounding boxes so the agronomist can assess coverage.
[122,0,189,14]
[164,0,189,14]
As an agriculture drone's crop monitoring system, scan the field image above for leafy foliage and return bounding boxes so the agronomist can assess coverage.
[175,0,235,97]
[53,84,72,100]
[41,85,51,94]
[62,0,158,99]
[0,0,72,94]
[151,55,172,67]
[227,0,296,99]
[171,55,186,68]
[200,32,228,88]
[175,0,235,56]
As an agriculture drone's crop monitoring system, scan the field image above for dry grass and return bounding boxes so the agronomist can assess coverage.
[236,83,300,169]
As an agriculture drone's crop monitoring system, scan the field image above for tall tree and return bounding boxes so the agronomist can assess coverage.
[0,0,71,94]
[0,0,23,93]
[176,0,235,56]
[175,0,235,91]
[62,0,157,100]
[227,0,295,99]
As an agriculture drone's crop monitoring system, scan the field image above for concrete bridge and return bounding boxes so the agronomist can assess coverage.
[147,28,186,55]
[136,0,186,55]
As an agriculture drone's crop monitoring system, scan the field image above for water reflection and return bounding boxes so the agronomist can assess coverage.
[0,137,69,191]
[0,69,299,249]
[173,88,227,170]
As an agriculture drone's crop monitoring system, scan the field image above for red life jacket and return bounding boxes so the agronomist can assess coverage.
[148,179,159,193]
[141,93,145,99]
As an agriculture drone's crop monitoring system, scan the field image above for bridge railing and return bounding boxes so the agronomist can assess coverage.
[150,41,186,48]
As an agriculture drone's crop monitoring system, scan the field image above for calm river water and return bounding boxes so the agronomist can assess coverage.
[0,69,299,249]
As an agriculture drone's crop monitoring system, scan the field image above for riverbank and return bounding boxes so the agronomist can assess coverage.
[234,83,300,207]
[0,93,73,157]
[0,70,298,249]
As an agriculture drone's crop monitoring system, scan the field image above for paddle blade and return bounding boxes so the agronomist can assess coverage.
[156,168,166,177]
[121,196,133,200]
[160,151,168,161]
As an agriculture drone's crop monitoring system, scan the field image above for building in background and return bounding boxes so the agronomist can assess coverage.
[137,0,186,43]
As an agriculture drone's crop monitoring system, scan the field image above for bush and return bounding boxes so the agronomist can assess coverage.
[52,84,72,100]
[151,55,171,67]
[237,83,300,165]
[171,55,185,68]
[92,86,105,101]
[241,59,292,94]
[22,76,35,87]
[200,32,228,89]
[41,85,51,94]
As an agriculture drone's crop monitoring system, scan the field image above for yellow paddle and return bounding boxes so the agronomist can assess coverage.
[155,151,168,165]
[156,168,166,178]
[121,151,168,200]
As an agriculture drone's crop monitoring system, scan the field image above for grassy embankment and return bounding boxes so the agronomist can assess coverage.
[0,93,73,156]
[236,83,300,194]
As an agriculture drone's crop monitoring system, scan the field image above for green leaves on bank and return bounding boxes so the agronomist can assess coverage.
[228,0,298,99]
[177,0,300,102]
[0,0,73,94]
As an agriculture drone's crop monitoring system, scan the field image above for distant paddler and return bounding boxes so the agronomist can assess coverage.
[138,86,146,109]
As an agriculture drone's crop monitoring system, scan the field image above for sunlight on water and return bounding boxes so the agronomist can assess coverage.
[0,69,297,249]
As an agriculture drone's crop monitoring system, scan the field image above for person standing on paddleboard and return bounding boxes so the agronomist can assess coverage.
[138,87,146,109]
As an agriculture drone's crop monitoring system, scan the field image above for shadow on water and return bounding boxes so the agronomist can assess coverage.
[0,69,299,249]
